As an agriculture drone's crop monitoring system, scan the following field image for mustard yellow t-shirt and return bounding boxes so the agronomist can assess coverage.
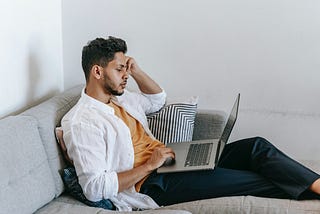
[108,101,164,192]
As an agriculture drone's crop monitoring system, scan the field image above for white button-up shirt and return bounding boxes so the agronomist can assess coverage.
[61,88,166,211]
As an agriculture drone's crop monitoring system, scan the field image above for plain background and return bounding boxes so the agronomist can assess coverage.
[1,0,320,160]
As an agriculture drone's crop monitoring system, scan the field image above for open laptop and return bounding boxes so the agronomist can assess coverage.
[157,93,240,173]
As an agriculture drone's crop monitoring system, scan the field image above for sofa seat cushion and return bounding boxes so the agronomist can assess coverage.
[0,116,56,214]
[164,195,320,214]
[35,196,191,214]
[37,194,320,214]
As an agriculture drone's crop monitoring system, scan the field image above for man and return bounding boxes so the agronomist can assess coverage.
[61,36,320,211]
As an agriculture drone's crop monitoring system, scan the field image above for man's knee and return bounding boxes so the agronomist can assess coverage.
[235,136,271,148]
[252,136,273,147]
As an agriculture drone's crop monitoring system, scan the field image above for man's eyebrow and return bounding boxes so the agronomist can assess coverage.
[118,64,127,68]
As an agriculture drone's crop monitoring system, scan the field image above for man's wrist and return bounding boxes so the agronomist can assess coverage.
[144,162,155,173]
[130,68,144,79]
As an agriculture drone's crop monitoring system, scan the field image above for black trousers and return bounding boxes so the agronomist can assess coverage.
[140,137,320,206]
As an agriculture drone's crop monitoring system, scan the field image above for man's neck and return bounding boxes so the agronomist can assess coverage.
[85,85,112,104]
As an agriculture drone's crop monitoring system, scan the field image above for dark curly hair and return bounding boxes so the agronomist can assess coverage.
[81,36,127,81]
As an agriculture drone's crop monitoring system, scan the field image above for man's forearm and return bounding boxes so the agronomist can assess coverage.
[117,147,175,193]
[131,69,162,94]
[117,163,153,192]
[126,57,162,94]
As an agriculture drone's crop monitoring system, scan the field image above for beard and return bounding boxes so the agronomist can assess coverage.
[103,83,124,96]
[101,71,126,96]
[109,88,124,96]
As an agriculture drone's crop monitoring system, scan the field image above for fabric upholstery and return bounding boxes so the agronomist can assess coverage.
[164,195,320,214]
[34,199,191,214]
[0,116,55,214]
[21,85,83,197]
[39,193,320,214]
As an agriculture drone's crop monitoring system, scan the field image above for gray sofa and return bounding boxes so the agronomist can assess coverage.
[1,85,320,214]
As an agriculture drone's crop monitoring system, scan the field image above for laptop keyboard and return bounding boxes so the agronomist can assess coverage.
[185,143,213,167]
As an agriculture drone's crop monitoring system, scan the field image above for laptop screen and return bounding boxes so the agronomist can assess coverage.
[217,93,240,160]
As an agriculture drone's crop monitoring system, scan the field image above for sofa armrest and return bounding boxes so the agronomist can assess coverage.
[192,109,227,140]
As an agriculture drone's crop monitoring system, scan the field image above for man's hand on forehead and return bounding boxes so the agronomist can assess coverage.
[125,57,132,75]
[125,56,133,67]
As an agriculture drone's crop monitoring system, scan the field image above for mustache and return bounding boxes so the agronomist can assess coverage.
[121,81,127,86]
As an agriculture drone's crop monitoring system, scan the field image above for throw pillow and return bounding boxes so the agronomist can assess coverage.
[147,96,198,144]
[55,127,73,165]
[62,166,115,210]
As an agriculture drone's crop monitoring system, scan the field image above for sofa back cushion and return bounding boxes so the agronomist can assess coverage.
[21,85,82,197]
[0,116,56,214]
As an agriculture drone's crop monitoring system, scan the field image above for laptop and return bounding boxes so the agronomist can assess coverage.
[157,93,240,173]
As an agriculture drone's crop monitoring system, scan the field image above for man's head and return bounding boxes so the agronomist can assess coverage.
[82,36,127,81]
[82,36,128,96]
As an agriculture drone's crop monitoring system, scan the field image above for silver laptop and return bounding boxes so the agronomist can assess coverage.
[157,94,240,173]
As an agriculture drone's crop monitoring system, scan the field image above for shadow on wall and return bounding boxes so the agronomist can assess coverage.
[27,50,41,104]
[1,47,59,119]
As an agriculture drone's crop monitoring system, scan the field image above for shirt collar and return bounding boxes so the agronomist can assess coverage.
[80,87,115,114]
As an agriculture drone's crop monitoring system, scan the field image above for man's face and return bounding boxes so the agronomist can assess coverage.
[101,52,128,96]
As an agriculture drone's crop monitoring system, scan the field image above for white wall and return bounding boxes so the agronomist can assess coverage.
[62,0,320,159]
[0,0,63,118]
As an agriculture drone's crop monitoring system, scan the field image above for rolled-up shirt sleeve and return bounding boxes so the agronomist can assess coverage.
[63,122,118,201]
[141,89,167,114]
[122,89,166,115]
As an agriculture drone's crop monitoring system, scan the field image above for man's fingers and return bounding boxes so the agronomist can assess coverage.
[156,147,175,158]
[125,57,135,75]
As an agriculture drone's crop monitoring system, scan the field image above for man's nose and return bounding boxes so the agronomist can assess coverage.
[123,70,129,79]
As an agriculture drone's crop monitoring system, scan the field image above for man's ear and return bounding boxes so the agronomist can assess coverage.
[91,65,103,80]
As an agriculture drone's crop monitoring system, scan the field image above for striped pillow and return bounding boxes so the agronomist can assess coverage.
[147,96,198,144]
